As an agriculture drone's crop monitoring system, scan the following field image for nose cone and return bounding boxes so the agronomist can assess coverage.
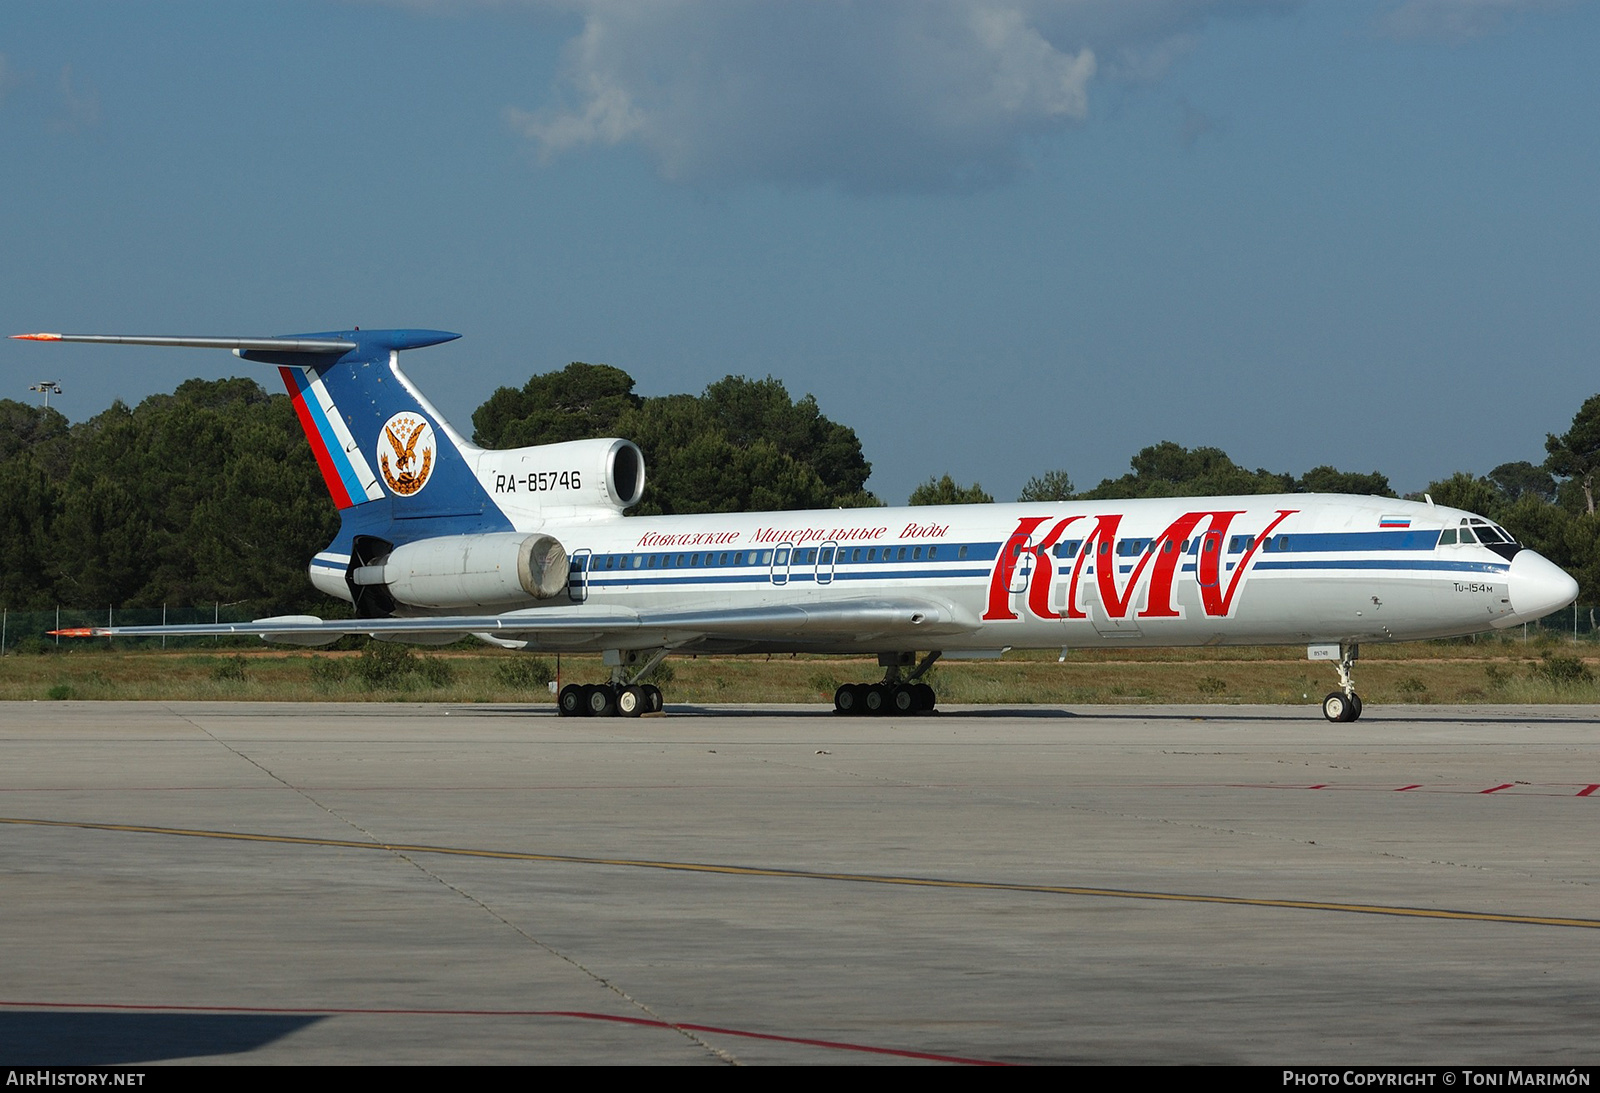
[1508,550,1579,621]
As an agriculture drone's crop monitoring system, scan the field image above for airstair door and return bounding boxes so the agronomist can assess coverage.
[816,541,838,585]
[770,542,793,586]
[568,548,592,603]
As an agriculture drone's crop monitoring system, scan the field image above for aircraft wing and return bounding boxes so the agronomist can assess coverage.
[52,597,980,650]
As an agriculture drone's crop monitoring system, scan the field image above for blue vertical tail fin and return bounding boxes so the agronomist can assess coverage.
[239,330,494,523]
[11,327,513,610]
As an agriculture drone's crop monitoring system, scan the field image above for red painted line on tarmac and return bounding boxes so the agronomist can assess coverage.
[1224,782,1600,795]
[543,1011,1009,1065]
[0,1000,1006,1066]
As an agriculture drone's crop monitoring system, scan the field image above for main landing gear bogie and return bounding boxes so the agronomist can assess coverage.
[559,682,663,718]
[834,652,941,716]
[834,682,935,716]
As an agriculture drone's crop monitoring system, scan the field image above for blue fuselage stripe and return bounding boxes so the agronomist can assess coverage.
[572,557,1506,591]
[1267,530,1442,553]
[1253,559,1507,574]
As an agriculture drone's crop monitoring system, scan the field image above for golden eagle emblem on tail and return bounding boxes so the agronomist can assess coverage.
[378,413,436,496]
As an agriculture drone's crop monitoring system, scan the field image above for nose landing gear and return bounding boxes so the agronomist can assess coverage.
[1320,644,1363,722]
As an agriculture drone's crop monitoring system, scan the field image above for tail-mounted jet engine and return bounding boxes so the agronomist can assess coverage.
[476,438,645,515]
[349,532,569,611]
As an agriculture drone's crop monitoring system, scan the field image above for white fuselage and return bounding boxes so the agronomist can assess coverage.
[316,492,1572,655]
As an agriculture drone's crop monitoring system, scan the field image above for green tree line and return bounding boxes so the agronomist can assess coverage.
[0,380,337,614]
[3,363,1600,610]
[472,363,878,514]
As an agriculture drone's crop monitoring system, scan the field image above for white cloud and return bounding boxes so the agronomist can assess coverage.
[505,1,1288,194]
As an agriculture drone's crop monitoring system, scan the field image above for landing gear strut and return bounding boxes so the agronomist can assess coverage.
[1320,644,1363,723]
[834,652,940,716]
[557,649,668,718]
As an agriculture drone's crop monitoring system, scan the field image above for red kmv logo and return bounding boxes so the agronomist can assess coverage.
[983,509,1297,622]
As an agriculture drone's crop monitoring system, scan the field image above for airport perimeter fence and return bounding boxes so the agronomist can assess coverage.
[0,605,266,655]
[2,603,1600,656]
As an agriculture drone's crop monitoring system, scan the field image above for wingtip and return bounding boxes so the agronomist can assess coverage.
[48,627,98,638]
[11,333,62,341]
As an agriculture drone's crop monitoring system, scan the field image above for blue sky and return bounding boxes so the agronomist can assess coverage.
[3,1,1596,504]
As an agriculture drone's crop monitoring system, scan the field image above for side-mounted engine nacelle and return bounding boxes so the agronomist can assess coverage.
[353,532,570,610]
[476,437,645,515]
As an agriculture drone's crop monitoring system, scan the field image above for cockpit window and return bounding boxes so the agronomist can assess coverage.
[1441,518,1521,557]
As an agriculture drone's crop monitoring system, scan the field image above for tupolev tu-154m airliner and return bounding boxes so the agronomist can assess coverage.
[16,328,1579,722]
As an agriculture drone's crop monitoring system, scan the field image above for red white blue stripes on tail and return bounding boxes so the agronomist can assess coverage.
[278,364,385,509]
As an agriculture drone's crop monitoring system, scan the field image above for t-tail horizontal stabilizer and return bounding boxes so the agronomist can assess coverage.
[12,333,360,352]
[10,331,460,355]
[12,328,486,518]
